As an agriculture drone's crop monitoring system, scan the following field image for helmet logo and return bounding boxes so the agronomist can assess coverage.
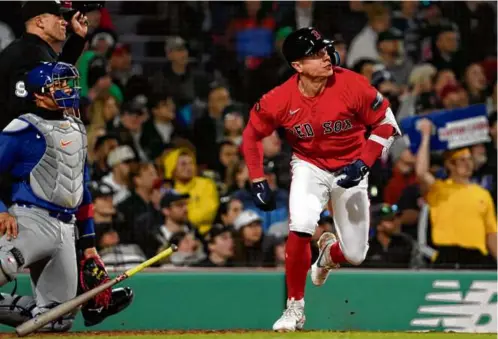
[311,29,321,40]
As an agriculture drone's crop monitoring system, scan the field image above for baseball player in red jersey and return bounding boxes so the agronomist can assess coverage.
[241,27,401,331]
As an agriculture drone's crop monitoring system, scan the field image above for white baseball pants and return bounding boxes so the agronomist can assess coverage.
[288,156,370,265]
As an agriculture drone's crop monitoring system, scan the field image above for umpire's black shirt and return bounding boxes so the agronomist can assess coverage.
[0,32,86,129]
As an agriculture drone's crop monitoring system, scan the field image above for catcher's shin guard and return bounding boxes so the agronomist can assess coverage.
[82,287,134,327]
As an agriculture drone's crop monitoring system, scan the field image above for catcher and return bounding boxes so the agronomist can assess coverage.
[0,61,130,331]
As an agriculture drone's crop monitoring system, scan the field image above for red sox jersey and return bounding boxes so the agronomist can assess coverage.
[248,67,391,173]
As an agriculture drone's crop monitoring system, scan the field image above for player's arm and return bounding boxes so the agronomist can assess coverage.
[414,119,436,196]
[241,97,280,211]
[242,100,278,182]
[59,12,88,64]
[354,77,401,168]
[76,162,97,252]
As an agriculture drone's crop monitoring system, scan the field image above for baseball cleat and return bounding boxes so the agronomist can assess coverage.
[272,298,305,332]
[82,287,134,327]
[311,232,340,286]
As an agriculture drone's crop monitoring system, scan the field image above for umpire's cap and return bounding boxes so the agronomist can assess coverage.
[282,27,340,67]
[22,1,73,22]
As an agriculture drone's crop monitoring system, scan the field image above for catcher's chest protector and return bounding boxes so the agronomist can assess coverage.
[21,113,87,209]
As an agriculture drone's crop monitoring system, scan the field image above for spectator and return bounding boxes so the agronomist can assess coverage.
[194,224,235,267]
[396,183,423,240]
[215,196,244,227]
[160,231,206,267]
[87,95,120,141]
[384,148,417,205]
[154,190,194,253]
[109,94,149,162]
[232,210,276,267]
[90,181,146,271]
[416,119,497,269]
[225,160,250,195]
[110,43,141,94]
[347,3,391,68]
[433,69,457,100]
[102,145,135,205]
[470,143,496,196]
[222,105,245,146]
[163,148,219,234]
[141,92,188,162]
[463,63,488,105]
[352,58,378,83]
[262,131,291,190]
[371,67,402,114]
[267,220,289,268]
[152,36,211,112]
[376,28,413,86]
[193,84,232,169]
[233,159,289,232]
[116,162,160,243]
[364,204,415,268]
[439,83,469,110]
[428,25,463,76]
[90,133,119,181]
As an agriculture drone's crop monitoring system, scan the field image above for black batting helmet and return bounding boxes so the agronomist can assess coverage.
[282,27,341,68]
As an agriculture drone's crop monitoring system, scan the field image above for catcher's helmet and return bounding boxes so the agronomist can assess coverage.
[282,27,340,67]
[25,61,81,111]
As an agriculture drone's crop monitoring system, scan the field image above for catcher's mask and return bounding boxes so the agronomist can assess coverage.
[26,61,82,118]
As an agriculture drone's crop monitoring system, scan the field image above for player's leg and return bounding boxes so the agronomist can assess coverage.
[311,175,370,286]
[273,157,330,332]
[30,222,78,332]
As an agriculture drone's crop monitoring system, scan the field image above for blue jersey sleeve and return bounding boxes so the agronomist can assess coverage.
[76,162,96,249]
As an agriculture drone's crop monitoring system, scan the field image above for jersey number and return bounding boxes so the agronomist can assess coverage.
[15,81,27,98]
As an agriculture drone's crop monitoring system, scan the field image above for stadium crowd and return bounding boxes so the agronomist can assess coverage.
[0,1,496,271]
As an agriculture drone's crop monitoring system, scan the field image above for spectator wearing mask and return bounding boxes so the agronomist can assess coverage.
[376,28,413,86]
[463,63,488,105]
[233,159,289,232]
[193,84,232,169]
[364,204,415,268]
[117,163,159,242]
[347,3,391,68]
[163,148,219,235]
[159,231,206,267]
[110,94,149,162]
[233,210,276,267]
[90,181,146,271]
[215,196,244,227]
[194,224,235,267]
[141,93,188,162]
[416,119,497,269]
[102,145,135,205]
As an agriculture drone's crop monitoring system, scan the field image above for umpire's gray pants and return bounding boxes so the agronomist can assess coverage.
[0,205,77,311]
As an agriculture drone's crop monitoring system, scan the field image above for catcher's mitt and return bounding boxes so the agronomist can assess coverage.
[79,255,112,308]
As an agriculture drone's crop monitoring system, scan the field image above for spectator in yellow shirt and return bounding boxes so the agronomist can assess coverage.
[163,148,219,234]
[416,119,497,269]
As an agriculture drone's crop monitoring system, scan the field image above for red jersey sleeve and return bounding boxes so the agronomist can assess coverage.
[248,92,281,137]
[351,74,390,127]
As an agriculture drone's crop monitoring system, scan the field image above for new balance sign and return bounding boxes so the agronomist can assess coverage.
[411,280,497,333]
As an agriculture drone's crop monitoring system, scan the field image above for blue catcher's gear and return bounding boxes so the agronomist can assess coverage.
[25,62,81,114]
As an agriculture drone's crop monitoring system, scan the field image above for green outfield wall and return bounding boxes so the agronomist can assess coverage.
[0,270,496,333]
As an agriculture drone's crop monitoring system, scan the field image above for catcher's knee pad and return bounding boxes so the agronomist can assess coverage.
[0,294,36,327]
[0,246,25,286]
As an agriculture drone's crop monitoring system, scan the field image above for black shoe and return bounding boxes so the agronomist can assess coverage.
[81,287,134,327]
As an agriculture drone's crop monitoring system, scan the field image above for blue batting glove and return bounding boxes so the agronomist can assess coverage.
[337,160,369,189]
[251,180,276,211]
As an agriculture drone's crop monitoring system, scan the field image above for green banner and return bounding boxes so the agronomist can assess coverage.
[0,270,495,333]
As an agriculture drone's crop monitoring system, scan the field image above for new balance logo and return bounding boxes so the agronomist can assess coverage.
[410,280,497,333]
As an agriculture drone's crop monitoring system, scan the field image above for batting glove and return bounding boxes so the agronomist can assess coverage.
[251,180,276,211]
[337,160,369,189]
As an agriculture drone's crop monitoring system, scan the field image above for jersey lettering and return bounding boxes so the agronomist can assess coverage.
[323,119,353,134]
[15,81,27,98]
[293,123,314,138]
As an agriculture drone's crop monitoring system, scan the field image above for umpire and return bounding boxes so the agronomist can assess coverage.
[0,1,89,129]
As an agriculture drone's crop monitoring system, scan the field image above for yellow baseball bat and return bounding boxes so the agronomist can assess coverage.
[16,245,178,337]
